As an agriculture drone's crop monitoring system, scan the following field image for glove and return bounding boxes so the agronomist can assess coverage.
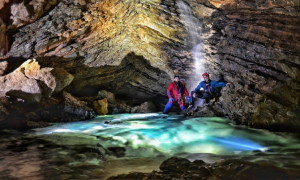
[168,98,174,102]
[186,96,191,103]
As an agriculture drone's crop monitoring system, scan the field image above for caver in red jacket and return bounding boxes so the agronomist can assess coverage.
[166,81,189,106]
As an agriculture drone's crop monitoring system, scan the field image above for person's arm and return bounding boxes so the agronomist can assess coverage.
[178,81,189,97]
[194,82,203,92]
[193,82,203,97]
[167,83,173,98]
[184,86,189,97]
[183,86,192,104]
[213,81,227,88]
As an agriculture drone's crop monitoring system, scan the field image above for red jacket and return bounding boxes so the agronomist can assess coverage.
[167,81,189,100]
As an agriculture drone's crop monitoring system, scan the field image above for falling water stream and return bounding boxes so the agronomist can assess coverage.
[177,0,205,77]
[1,114,300,179]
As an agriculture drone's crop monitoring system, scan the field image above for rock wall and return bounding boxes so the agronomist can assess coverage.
[0,0,58,56]
[205,0,300,131]
[1,0,299,131]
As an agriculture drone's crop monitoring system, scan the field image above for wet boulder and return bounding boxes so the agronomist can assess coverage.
[159,156,191,172]
[93,98,108,115]
[0,59,73,102]
[211,159,292,180]
[182,103,219,117]
[29,93,97,123]
[98,90,116,104]
[62,91,96,121]
[1,70,42,102]
[47,68,74,93]
[109,156,300,179]
[131,101,157,113]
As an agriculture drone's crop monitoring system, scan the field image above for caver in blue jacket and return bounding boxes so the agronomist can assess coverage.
[193,80,226,94]
[192,72,228,104]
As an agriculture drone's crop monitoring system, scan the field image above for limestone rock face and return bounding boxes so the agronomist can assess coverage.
[50,68,74,93]
[0,0,9,10]
[0,93,97,130]
[0,0,58,58]
[0,18,6,56]
[8,0,178,71]
[98,90,116,104]
[28,93,96,124]
[62,91,96,121]
[209,0,300,131]
[2,0,300,131]
[0,0,58,28]
[0,61,8,76]
[69,52,170,104]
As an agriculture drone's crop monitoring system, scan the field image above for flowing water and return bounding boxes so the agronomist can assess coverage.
[1,113,300,179]
[177,0,205,77]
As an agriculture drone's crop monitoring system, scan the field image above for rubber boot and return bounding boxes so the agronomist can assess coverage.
[163,102,173,114]
[190,91,195,104]
[180,106,185,111]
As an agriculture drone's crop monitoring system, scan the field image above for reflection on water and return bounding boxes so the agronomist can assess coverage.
[35,113,299,158]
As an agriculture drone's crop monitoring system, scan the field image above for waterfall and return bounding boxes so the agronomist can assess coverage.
[177,0,205,83]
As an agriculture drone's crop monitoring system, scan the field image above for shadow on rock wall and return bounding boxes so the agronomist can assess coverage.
[61,52,171,107]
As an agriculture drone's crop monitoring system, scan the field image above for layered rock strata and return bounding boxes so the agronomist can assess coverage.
[0,0,58,56]
[209,0,300,131]
[0,0,299,131]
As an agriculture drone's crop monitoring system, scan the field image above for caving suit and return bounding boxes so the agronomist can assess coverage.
[163,81,190,114]
[192,80,226,103]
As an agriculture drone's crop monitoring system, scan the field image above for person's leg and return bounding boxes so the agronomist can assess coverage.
[191,91,195,104]
[193,98,205,111]
[203,92,213,103]
[163,102,174,114]
[179,101,185,111]
[191,90,204,110]
[191,90,203,99]
[180,106,185,111]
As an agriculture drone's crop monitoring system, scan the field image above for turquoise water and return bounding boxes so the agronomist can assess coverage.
[34,113,300,159]
[1,113,299,179]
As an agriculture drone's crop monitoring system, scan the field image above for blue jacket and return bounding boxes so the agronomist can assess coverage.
[194,80,226,93]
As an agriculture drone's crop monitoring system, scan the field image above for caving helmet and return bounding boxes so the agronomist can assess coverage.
[202,73,209,77]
